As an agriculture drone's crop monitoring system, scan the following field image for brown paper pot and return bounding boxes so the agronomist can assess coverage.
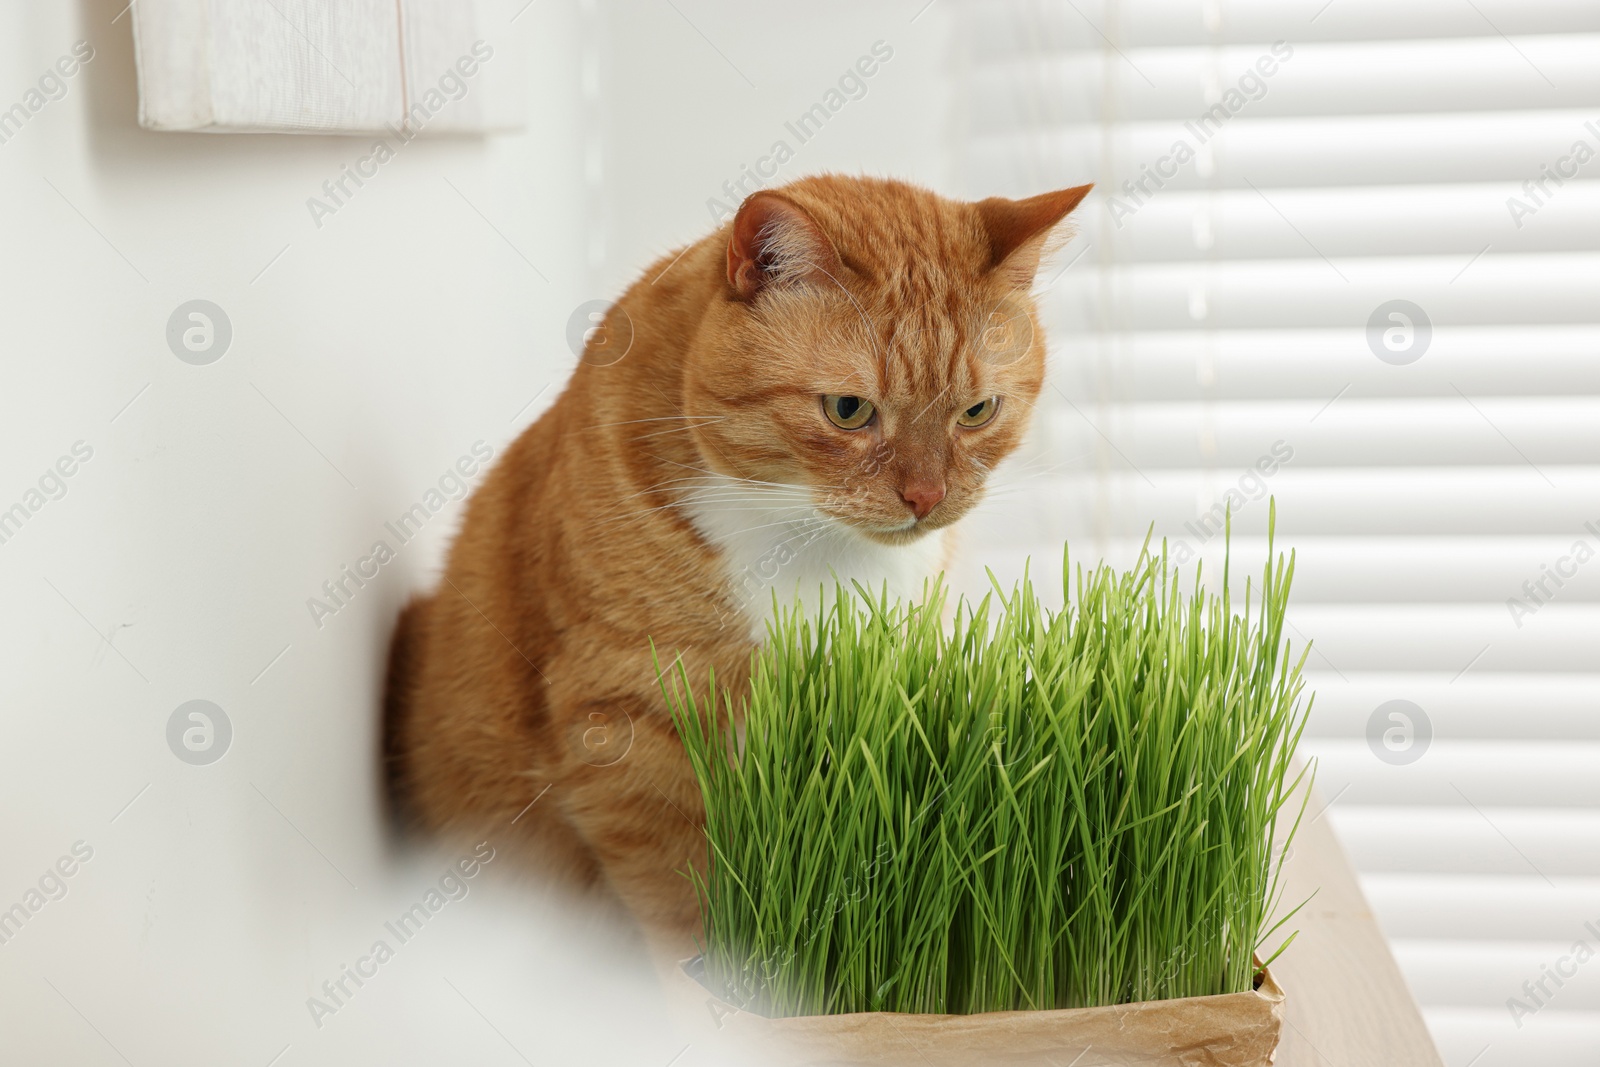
[679,960,1284,1067]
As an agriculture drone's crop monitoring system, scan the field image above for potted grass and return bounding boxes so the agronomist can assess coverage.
[660,515,1312,1067]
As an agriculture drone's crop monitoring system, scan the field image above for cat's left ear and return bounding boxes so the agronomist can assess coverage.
[975,184,1094,290]
[726,192,842,302]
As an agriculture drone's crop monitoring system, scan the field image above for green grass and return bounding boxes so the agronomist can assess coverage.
[661,511,1312,1018]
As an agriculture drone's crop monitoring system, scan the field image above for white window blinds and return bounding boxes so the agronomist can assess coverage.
[949,3,1600,1064]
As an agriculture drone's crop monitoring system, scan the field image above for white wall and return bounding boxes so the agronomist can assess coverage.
[0,2,952,1063]
[592,1,953,293]
[0,1,660,1063]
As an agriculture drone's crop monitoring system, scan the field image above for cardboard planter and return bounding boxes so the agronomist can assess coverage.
[679,958,1284,1067]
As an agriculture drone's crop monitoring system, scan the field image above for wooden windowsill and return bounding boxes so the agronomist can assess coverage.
[1270,780,1445,1066]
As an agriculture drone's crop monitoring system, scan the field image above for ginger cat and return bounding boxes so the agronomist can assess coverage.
[383,175,1091,956]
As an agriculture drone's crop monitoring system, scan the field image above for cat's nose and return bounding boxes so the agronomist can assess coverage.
[898,481,946,520]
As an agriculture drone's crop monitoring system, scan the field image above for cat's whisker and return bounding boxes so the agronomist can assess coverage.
[980,467,1074,493]
[708,515,837,540]
[602,470,808,512]
[586,414,728,430]
[589,493,806,531]
[651,456,806,492]
[683,497,809,512]
[910,381,955,426]
[810,259,886,365]
[580,486,735,530]
[606,474,745,503]
[987,453,1091,482]
[584,490,824,536]
[631,423,724,441]
[683,502,820,519]
[998,390,1043,420]
[693,486,824,506]
[714,516,851,567]
[684,506,821,527]
[669,466,854,497]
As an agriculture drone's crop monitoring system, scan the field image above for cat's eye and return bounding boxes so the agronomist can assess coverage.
[823,394,876,430]
[957,397,1000,428]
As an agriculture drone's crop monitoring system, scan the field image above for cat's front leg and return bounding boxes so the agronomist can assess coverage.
[552,691,707,964]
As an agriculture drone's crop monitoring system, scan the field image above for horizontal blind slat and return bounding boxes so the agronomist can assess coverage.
[967,37,1600,128]
[1057,183,1600,263]
[966,110,1600,192]
[962,538,1600,604]
[1307,739,1600,802]
[1047,253,1600,330]
[955,467,1600,536]
[962,0,1600,55]
[1300,671,1600,739]
[1044,326,1600,400]
[1361,874,1600,941]
[1421,1008,1599,1067]
[1329,807,1600,875]
[1038,398,1600,467]
[1391,940,1600,1009]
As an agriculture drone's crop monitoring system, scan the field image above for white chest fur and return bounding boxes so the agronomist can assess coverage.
[682,473,949,642]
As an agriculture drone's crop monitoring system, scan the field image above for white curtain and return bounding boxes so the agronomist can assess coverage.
[951,3,1600,1064]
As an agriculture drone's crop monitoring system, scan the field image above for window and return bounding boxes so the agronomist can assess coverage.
[951,3,1600,1062]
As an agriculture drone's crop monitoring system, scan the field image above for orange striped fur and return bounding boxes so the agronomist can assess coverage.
[383,175,1091,957]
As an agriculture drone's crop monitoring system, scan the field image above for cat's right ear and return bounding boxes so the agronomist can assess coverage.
[726,192,841,302]
[976,184,1094,291]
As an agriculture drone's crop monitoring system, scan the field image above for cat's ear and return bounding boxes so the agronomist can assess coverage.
[975,184,1094,290]
[726,192,842,302]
